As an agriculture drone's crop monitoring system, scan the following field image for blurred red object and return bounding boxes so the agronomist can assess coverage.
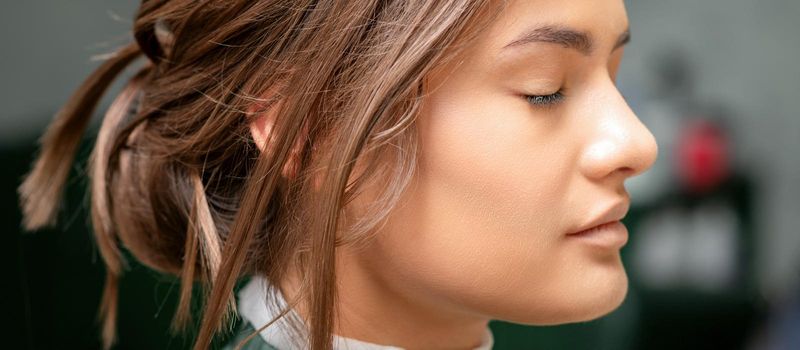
[676,119,730,193]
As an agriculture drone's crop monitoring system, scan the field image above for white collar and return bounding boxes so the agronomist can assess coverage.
[237,275,494,350]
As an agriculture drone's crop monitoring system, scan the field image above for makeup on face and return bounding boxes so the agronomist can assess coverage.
[331,1,658,347]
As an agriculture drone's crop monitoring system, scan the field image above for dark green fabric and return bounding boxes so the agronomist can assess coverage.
[221,321,279,350]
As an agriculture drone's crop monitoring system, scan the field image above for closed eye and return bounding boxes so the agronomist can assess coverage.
[526,90,565,107]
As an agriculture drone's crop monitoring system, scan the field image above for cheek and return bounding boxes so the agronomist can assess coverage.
[369,91,628,323]
[415,88,573,241]
[377,93,577,309]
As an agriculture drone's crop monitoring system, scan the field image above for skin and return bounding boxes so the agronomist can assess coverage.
[252,0,658,348]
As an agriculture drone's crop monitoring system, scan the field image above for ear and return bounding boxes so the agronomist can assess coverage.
[248,97,308,180]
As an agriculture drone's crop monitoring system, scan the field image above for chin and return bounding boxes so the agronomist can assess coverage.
[568,271,629,323]
[564,266,630,324]
[498,264,630,326]
[561,252,631,323]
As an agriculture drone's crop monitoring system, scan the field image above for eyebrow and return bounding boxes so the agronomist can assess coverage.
[502,25,631,55]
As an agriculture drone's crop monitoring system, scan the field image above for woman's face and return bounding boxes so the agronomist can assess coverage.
[345,0,657,327]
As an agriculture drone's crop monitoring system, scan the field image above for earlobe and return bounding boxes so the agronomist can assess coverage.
[247,91,284,155]
[249,107,275,153]
[247,97,306,180]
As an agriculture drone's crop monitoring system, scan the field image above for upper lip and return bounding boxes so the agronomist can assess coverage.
[567,200,630,235]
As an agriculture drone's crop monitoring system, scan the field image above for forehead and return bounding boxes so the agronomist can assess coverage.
[472,0,630,59]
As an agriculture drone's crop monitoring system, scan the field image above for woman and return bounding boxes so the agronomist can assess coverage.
[18,0,658,349]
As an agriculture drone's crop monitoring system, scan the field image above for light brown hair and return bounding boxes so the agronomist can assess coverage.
[18,1,502,349]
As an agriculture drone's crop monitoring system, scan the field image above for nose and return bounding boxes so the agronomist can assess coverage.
[578,84,658,182]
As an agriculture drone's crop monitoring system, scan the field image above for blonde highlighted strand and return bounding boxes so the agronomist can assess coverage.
[18,42,141,231]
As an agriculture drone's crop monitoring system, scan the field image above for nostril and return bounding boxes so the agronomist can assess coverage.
[615,166,636,178]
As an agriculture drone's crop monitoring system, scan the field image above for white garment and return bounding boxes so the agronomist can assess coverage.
[238,275,495,350]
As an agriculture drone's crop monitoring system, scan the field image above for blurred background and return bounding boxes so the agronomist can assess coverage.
[2,1,798,349]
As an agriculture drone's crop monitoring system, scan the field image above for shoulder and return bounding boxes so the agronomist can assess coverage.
[220,320,280,350]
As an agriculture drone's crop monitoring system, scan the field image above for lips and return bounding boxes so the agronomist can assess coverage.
[567,200,630,236]
[567,220,629,250]
[565,200,631,250]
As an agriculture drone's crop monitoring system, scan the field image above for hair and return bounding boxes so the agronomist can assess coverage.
[18,1,502,349]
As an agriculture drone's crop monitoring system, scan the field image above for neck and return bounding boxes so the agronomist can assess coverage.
[279,248,491,349]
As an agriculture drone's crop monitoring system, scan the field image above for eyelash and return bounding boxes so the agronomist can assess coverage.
[525,90,565,107]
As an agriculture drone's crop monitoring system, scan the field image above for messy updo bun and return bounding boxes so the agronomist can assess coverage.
[18,1,500,349]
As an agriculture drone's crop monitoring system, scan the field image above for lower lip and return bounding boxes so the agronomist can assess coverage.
[566,221,628,250]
